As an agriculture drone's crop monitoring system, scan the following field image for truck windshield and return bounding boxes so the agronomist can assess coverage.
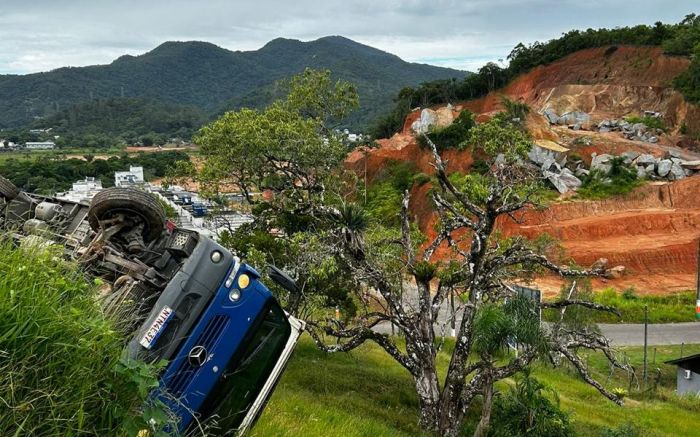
[197,301,291,433]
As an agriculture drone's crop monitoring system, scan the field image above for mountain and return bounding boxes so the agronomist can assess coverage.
[0,36,467,131]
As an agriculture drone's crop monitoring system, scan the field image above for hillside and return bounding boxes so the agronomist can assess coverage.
[347,44,700,295]
[255,337,700,436]
[0,36,467,130]
[39,97,206,142]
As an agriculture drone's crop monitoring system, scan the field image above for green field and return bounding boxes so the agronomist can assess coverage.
[544,289,697,324]
[253,337,700,436]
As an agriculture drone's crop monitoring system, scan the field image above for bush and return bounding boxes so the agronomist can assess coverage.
[611,387,628,400]
[417,109,475,150]
[0,241,171,435]
[577,157,641,199]
[601,423,642,437]
[624,115,666,131]
[489,369,573,437]
[365,161,424,225]
[621,287,638,300]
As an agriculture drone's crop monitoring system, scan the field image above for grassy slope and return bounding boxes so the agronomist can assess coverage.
[544,290,697,324]
[253,337,700,436]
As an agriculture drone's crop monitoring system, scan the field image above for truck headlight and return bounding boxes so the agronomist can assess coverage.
[229,289,241,302]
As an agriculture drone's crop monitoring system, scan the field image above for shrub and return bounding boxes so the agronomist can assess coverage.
[577,157,641,199]
[611,387,628,400]
[489,369,573,437]
[624,114,666,132]
[0,241,171,435]
[601,423,642,437]
[621,287,638,300]
[417,109,475,150]
[501,96,530,121]
[365,161,424,225]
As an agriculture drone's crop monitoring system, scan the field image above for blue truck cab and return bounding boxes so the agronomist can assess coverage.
[128,236,303,434]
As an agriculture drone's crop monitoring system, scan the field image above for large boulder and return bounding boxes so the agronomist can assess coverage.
[591,153,613,173]
[633,154,656,166]
[636,166,646,179]
[681,160,700,171]
[527,146,549,166]
[558,168,582,190]
[603,265,626,279]
[545,171,569,194]
[621,150,640,164]
[557,111,591,126]
[656,159,673,177]
[543,108,559,124]
[668,163,686,180]
[411,108,438,134]
[541,157,561,173]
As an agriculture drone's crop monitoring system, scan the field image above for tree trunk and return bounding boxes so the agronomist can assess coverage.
[413,367,441,431]
[472,376,494,437]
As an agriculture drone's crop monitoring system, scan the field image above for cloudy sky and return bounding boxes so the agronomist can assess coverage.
[0,1,695,74]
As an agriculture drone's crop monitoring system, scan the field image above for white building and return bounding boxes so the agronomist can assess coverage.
[115,166,145,187]
[25,141,56,150]
[57,177,103,203]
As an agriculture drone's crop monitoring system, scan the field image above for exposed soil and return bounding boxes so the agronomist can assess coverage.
[349,45,700,296]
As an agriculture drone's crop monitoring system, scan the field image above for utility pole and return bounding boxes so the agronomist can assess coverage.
[450,290,456,338]
[695,239,700,319]
[643,305,648,388]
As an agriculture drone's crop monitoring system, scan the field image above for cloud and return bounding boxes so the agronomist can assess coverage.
[0,0,695,74]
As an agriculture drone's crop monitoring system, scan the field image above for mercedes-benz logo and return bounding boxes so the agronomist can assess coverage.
[188,345,208,367]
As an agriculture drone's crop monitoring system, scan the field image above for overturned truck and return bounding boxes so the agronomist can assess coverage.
[0,175,303,435]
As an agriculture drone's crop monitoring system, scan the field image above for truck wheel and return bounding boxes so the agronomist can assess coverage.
[88,188,166,242]
[0,175,19,200]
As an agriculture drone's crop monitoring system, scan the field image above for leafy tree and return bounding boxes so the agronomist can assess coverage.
[306,125,628,436]
[192,67,628,436]
[192,69,361,316]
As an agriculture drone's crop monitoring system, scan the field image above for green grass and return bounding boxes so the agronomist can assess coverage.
[575,157,643,200]
[624,115,666,132]
[0,241,166,435]
[543,289,697,324]
[254,338,700,437]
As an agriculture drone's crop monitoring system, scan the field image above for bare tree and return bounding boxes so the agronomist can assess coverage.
[307,135,630,436]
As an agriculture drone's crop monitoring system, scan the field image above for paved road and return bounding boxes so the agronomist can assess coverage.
[373,283,700,346]
[599,322,700,346]
[375,321,700,346]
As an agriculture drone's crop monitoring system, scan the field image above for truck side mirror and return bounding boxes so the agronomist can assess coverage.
[267,265,299,294]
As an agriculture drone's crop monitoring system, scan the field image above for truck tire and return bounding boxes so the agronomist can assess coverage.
[88,188,166,242]
[0,175,19,200]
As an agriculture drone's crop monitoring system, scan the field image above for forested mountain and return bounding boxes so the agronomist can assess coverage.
[38,97,206,146]
[0,36,467,131]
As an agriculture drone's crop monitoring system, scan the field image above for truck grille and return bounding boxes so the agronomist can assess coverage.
[167,315,229,397]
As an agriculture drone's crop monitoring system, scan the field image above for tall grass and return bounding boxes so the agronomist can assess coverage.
[253,338,700,437]
[543,288,696,324]
[0,240,165,435]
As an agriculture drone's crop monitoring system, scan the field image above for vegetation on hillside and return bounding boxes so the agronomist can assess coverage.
[544,287,696,324]
[35,97,207,147]
[192,68,630,435]
[0,242,171,435]
[576,157,642,200]
[0,151,189,194]
[0,37,466,132]
[372,14,700,137]
[255,338,700,437]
